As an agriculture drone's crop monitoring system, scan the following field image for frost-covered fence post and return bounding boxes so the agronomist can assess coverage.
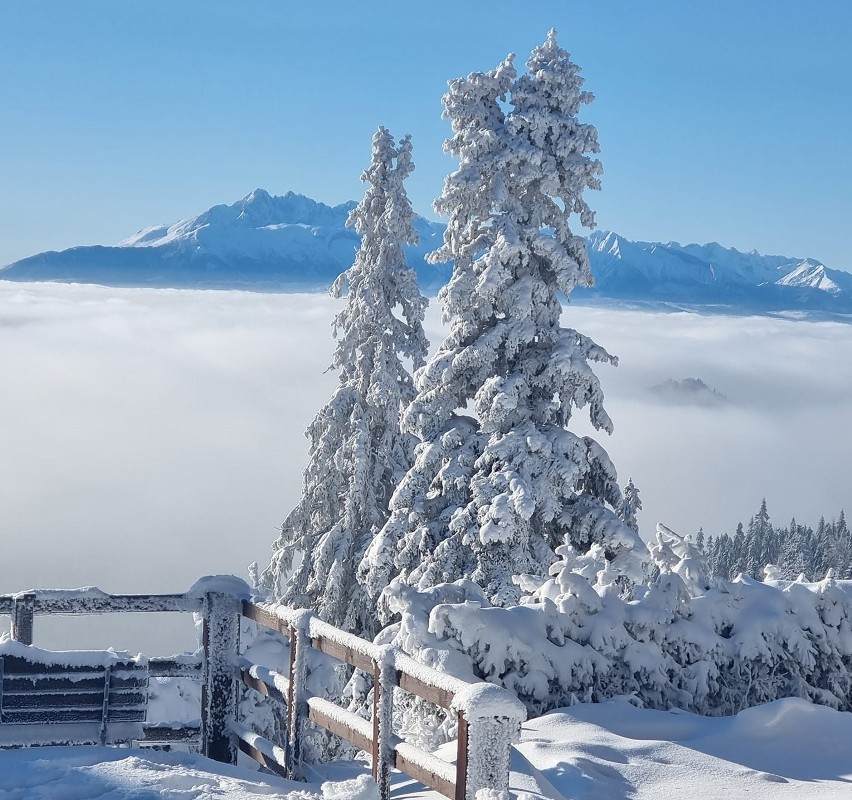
[452,684,526,800]
[286,609,311,780]
[10,592,35,645]
[372,645,395,797]
[201,590,241,765]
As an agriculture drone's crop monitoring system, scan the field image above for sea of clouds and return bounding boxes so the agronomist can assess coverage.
[1,281,849,652]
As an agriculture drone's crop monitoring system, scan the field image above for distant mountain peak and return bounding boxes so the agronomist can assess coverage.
[1,190,849,315]
[777,260,841,295]
[244,187,271,202]
[649,378,729,407]
[592,230,622,256]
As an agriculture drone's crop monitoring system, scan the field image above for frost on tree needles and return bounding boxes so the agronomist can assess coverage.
[362,30,645,611]
[261,127,428,637]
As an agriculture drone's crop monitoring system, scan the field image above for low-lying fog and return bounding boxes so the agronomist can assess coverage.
[1,281,849,652]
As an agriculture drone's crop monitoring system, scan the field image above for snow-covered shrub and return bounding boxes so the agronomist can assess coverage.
[384,524,852,721]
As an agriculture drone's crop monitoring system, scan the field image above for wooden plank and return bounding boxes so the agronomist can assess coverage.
[240,667,289,706]
[1,690,146,710]
[286,626,298,774]
[1,675,145,689]
[454,713,469,800]
[3,707,146,724]
[393,742,457,800]
[201,591,240,765]
[241,602,290,636]
[310,635,374,673]
[36,594,202,614]
[148,658,202,678]
[237,735,289,779]
[141,723,202,743]
[11,594,35,644]
[0,594,201,615]
[1,656,141,675]
[105,707,148,722]
[232,724,290,778]
[306,697,373,754]
[372,663,380,782]
[99,665,112,746]
[4,675,148,693]
[397,670,455,710]
[0,591,201,615]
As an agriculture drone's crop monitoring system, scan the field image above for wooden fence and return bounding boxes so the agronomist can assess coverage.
[0,581,526,800]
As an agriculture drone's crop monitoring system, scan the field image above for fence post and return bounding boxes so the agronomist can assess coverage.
[452,684,526,800]
[372,646,395,799]
[286,609,311,780]
[11,593,35,645]
[201,591,241,765]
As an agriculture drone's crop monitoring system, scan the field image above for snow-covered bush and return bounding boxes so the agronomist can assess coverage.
[382,524,852,723]
[362,30,644,612]
[261,127,428,637]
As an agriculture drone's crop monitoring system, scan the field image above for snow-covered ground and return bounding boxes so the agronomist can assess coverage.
[2,698,850,799]
[517,698,852,799]
[0,747,325,800]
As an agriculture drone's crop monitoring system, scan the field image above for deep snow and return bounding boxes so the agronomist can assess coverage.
[516,697,852,799]
[2,699,851,799]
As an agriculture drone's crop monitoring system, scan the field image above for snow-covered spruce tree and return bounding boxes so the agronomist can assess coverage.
[261,128,428,636]
[362,31,644,609]
[620,477,642,534]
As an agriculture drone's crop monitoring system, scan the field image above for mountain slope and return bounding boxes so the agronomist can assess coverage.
[1,189,450,292]
[2,189,850,314]
[583,230,852,312]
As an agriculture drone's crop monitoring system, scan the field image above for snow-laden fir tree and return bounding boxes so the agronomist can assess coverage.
[705,503,852,582]
[362,31,644,609]
[620,478,642,534]
[261,127,428,636]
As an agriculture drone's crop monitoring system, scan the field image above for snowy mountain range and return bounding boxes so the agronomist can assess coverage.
[0,189,450,292]
[584,230,852,313]
[2,188,850,314]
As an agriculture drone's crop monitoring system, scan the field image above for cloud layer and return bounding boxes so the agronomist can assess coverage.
[1,283,849,650]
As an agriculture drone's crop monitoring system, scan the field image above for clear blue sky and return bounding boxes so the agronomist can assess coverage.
[1,0,850,269]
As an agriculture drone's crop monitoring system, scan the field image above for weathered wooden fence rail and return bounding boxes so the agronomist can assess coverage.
[240,601,526,800]
[0,581,526,800]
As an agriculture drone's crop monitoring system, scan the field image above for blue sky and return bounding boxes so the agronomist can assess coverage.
[1,0,849,269]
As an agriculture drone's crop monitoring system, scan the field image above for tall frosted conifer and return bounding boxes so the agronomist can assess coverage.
[262,128,428,636]
[363,31,644,608]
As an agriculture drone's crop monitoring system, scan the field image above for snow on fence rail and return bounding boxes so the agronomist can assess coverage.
[0,581,525,800]
[241,600,526,800]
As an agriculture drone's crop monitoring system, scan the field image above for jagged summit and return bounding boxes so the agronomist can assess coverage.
[121,189,360,249]
[1,190,849,314]
[777,260,842,294]
[3,189,447,292]
[585,228,852,311]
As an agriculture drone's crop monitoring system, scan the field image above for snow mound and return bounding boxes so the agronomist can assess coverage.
[0,747,388,800]
[517,698,852,800]
[0,747,322,799]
